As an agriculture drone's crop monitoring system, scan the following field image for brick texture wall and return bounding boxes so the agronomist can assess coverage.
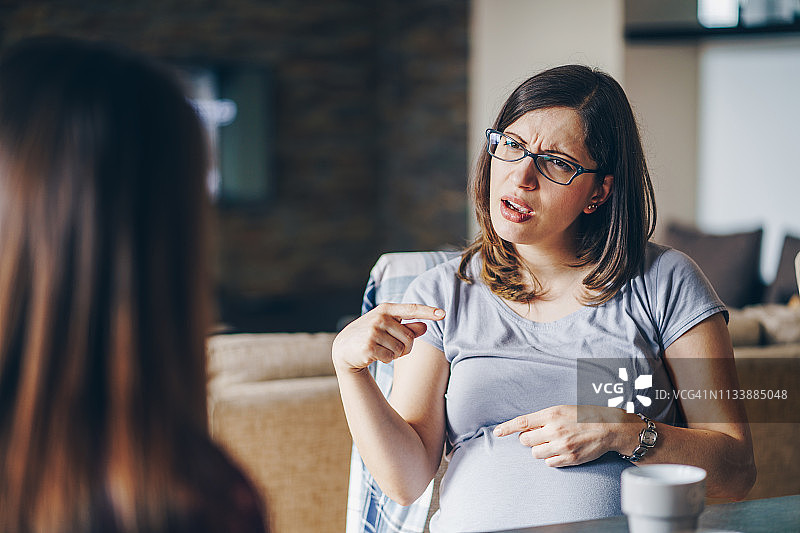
[0,0,468,331]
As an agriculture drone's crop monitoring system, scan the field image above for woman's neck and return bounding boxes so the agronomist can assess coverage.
[513,240,591,301]
[515,238,579,273]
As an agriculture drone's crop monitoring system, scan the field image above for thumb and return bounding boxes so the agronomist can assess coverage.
[405,321,428,338]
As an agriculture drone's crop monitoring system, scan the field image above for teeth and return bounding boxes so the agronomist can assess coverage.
[506,200,532,214]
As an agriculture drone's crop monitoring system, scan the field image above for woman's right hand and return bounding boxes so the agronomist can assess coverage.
[332,303,445,372]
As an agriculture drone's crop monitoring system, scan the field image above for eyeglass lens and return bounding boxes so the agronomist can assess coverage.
[488,131,576,184]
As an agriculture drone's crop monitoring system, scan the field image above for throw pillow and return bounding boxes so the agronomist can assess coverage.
[737,304,800,345]
[663,223,763,309]
[726,308,763,346]
[764,235,800,304]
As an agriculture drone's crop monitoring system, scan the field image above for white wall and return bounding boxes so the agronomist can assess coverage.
[697,36,800,281]
[468,3,799,282]
[624,44,699,242]
[622,36,800,282]
[468,0,625,235]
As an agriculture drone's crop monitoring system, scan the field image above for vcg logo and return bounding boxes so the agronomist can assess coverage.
[591,367,653,413]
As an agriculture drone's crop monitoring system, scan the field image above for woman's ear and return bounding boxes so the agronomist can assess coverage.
[583,174,613,214]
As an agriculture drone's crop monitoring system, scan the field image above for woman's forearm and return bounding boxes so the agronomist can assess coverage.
[652,314,757,499]
[330,303,447,504]
[334,365,440,505]
[612,416,755,499]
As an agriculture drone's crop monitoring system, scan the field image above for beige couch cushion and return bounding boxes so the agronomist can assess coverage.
[732,353,800,499]
[207,333,352,533]
[210,377,351,533]
[207,332,336,385]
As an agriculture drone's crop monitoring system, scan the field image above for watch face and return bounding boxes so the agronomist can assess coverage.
[641,428,657,447]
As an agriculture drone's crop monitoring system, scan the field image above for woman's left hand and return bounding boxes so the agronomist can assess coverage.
[493,405,633,467]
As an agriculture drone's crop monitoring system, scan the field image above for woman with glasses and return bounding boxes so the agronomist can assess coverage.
[333,65,754,531]
[0,37,267,532]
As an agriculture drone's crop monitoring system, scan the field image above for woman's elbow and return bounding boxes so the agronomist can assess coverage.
[380,469,435,506]
[710,447,756,500]
[384,484,428,507]
[379,456,440,506]
[731,439,757,500]
[729,460,757,500]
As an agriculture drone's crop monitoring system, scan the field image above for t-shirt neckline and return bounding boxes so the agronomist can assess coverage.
[468,254,598,329]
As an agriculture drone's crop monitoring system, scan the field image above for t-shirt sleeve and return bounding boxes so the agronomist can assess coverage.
[650,247,728,349]
[400,265,450,353]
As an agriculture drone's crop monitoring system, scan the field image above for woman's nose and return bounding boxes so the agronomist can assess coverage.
[512,155,540,190]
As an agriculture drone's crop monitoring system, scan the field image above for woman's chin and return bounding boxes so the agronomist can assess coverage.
[491,215,534,245]
[495,227,536,247]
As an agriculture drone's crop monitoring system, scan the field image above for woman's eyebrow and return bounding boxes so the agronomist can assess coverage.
[504,130,585,164]
[503,130,527,144]
[504,130,580,160]
[542,147,578,161]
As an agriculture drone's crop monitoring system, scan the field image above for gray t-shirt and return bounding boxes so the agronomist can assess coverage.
[402,243,726,532]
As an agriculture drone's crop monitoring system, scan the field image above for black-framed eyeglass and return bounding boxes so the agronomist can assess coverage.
[485,129,600,186]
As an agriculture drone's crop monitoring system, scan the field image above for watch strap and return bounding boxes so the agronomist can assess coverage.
[618,413,657,462]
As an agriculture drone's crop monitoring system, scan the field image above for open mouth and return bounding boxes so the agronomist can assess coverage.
[503,199,532,215]
[500,196,534,223]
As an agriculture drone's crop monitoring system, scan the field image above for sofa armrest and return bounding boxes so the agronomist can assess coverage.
[731,352,800,499]
[206,332,349,532]
[209,376,352,533]
[207,332,336,385]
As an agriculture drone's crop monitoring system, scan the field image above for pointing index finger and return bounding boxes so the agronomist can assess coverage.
[378,302,445,321]
[493,413,543,437]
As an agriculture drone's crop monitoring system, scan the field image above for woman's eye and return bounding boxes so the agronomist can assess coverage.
[550,158,572,170]
[504,139,521,150]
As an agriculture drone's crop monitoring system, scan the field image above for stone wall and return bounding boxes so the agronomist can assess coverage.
[0,0,468,331]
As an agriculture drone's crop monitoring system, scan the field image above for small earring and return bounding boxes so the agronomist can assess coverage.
[587,203,598,211]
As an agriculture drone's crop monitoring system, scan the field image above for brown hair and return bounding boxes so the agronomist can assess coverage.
[459,64,656,304]
[0,37,213,531]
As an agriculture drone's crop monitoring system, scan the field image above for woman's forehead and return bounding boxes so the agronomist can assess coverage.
[504,107,592,162]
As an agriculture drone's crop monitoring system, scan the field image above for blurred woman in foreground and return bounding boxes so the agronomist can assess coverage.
[0,36,267,532]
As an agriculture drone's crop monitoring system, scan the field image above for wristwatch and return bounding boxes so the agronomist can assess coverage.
[618,413,657,462]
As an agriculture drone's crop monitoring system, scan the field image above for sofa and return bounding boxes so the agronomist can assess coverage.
[206,257,800,532]
[206,332,348,533]
[660,224,800,500]
[724,305,800,500]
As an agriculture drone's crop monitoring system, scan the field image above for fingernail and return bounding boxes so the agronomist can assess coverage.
[493,427,502,437]
[434,309,445,318]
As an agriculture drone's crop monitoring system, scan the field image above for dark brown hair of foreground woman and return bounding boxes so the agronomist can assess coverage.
[0,37,267,532]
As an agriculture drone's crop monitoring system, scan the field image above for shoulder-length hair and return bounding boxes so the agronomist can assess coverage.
[0,37,211,531]
[459,64,656,305]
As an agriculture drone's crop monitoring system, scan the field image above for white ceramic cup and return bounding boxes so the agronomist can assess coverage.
[621,464,707,533]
